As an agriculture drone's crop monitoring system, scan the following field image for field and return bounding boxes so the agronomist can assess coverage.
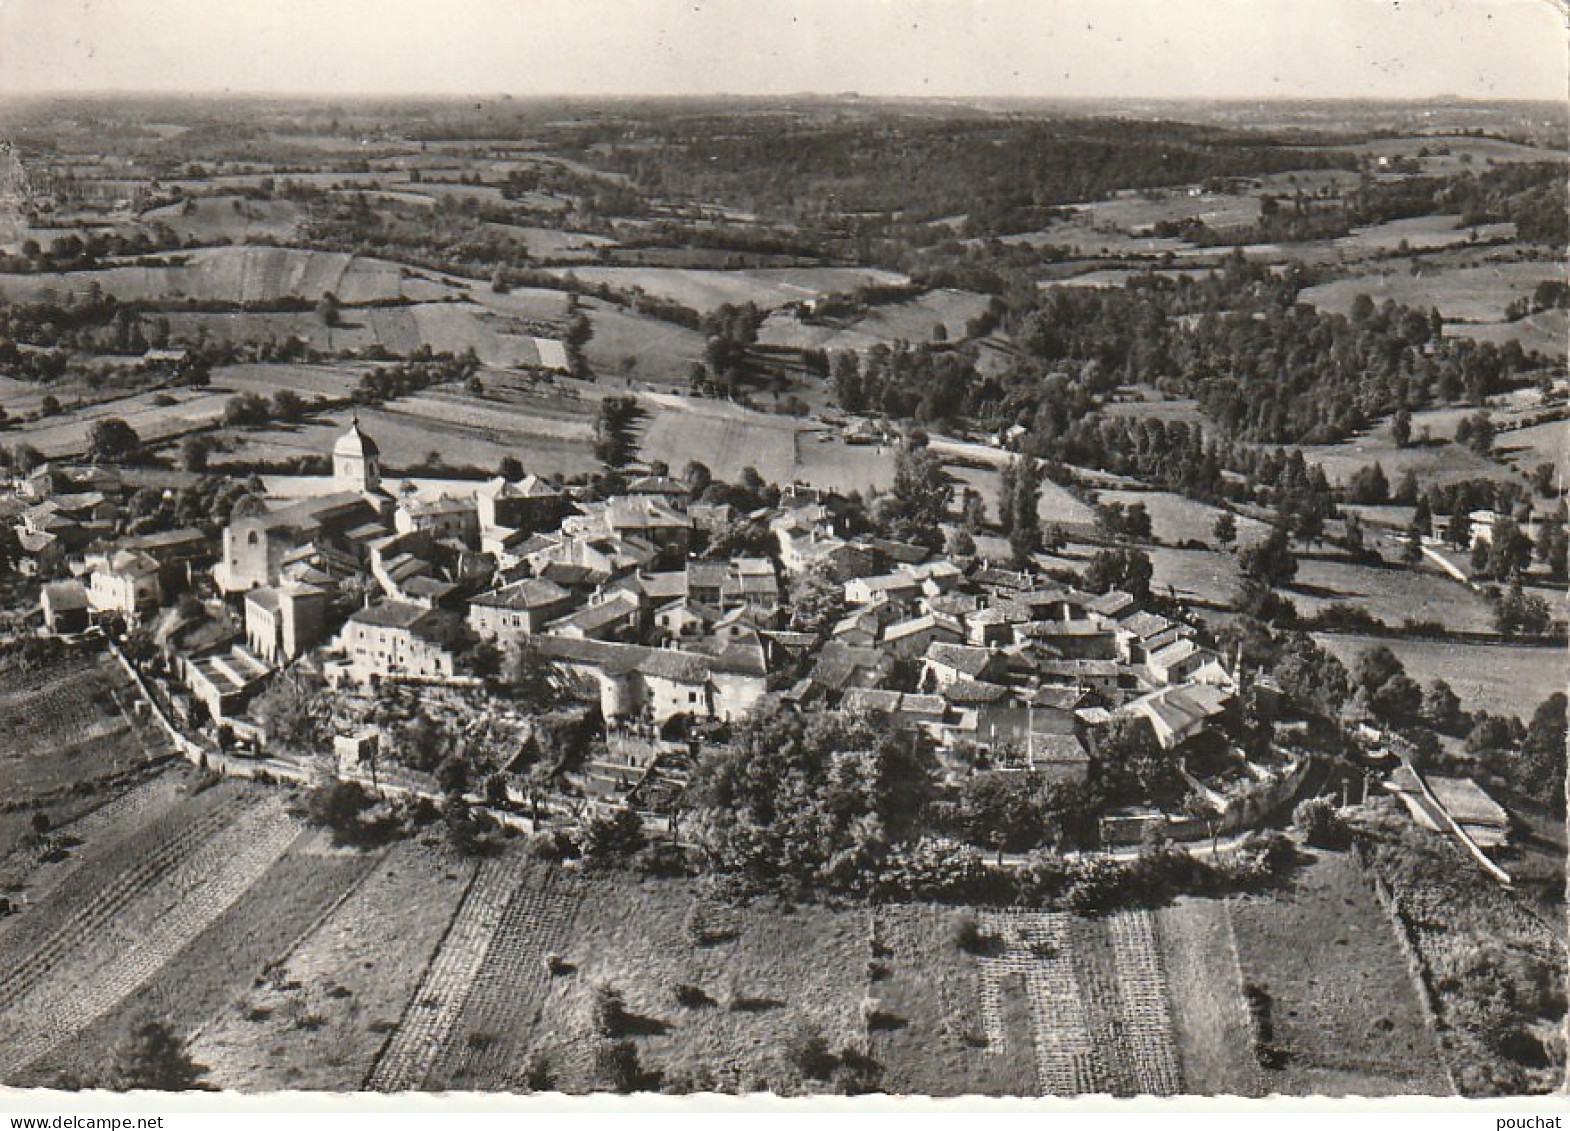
[0,782,315,1083]
[0,361,377,460]
[1227,852,1451,1096]
[1300,258,1559,324]
[542,266,909,314]
[756,289,993,353]
[1446,309,1569,358]
[576,297,707,384]
[1097,490,1271,547]
[0,723,1455,1098]
[1312,633,1567,720]
[193,841,474,1091]
[0,247,448,306]
[0,650,174,854]
[1282,427,1521,490]
[140,197,303,244]
[948,463,1100,532]
[1287,551,1497,633]
[1145,545,1245,607]
[214,384,601,478]
[635,395,800,486]
[1493,417,1570,480]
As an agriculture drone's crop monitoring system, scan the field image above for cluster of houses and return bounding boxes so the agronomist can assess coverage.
[18,420,1278,827]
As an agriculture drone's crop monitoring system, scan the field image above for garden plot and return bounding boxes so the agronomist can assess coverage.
[32,829,383,1090]
[867,904,1037,1097]
[0,794,299,1081]
[1228,851,1451,1096]
[978,908,1182,1097]
[365,855,535,1091]
[0,770,185,907]
[0,652,169,804]
[424,866,583,1090]
[1154,898,1267,1097]
[193,842,473,1092]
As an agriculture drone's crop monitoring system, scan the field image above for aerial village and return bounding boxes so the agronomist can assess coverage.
[14,415,1314,849]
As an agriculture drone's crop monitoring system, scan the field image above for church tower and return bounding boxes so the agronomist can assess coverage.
[333,417,381,494]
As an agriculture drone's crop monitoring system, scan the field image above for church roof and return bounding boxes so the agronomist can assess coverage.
[334,420,380,460]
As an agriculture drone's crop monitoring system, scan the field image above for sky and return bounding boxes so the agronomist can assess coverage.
[0,0,1563,101]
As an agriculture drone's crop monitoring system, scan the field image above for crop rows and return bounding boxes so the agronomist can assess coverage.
[430,868,581,1089]
[0,774,181,905]
[1,671,129,759]
[980,910,1104,1096]
[1068,918,1138,1097]
[364,856,530,1092]
[0,792,259,1012]
[1106,910,1182,1096]
[0,797,299,1078]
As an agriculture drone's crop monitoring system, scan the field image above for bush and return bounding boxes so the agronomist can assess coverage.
[1293,797,1350,849]
[593,1039,645,1093]
[1243,982,1289,1069]
[782,1022,837,1080]
[948,910,990,954]
[673,983,715,1009]
[590,984,629,1037]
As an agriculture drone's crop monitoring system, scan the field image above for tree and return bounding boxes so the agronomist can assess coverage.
[87,417,142,465]
[1345,462,1389,505]
[315,291,340,328]
[179,434,213,473]
[682,459,712,500]
[1494,579,1552,636]
[593,395,640,468]
[581,806,647,863]
[1422,679,1466,734]
[1082,547,1153,600]
[685,705,938,884]
[1293,797,1348,849]
[271,389,307,423]
[1518,692,1567,812]
[252,668,329,752]
[593,1039,645,1093]
[1391,407,1413,449]
[110,1018,209,1091]
[501,636,557,705]
[1274,631,1350,710]
[1000,457,1042,565]
[1212,511,1237,548]
[1092,715,1181,808]
[497,455,524,480]
[1535,517,1568,581]
[945,772,1047,863]
[1239,529,1298,587]
[883,440,951,548]
[1353,644,1421,724]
